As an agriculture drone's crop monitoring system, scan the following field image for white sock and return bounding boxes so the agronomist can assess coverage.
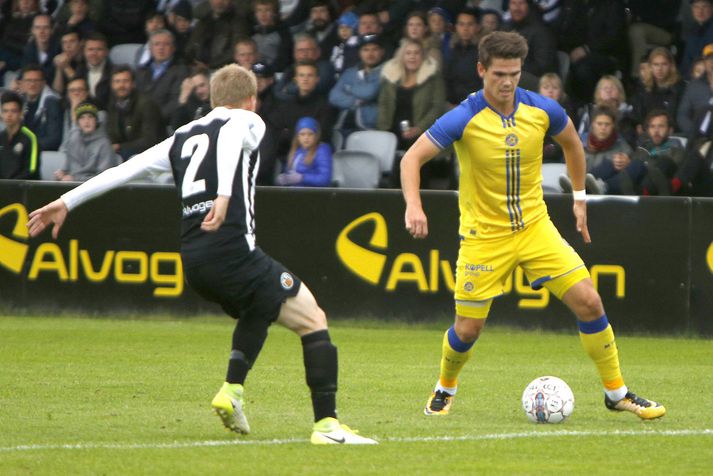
[435,382,457,396]
[605,385,628,402]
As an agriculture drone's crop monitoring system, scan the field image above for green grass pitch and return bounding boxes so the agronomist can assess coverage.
[1,315,711,475]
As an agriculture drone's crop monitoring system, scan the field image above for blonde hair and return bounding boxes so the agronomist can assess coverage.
[210,64,257,109]
[642,47,680,91]
[539,72,562,91]
[594,75,626,105]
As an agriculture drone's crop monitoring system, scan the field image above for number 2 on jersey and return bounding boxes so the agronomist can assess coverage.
[181,133,210,198]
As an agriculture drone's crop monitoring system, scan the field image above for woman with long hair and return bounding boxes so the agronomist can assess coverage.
[631,47,685,131]
[276,116,333,187]
[377,38,445,187]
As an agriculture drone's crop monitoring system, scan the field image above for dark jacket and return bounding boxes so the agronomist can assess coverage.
[556,0,627,65]
[251,23,294,74]
[444,36,482,105]
[186,7,250,69]
[681,17,713,78]
[502,11,558,77]
[170,95,211,132]
[631,80,686,130]
[23,88,63,151]
[135,59,190,123]
[106,90,165,158]
[97,0,156,46]
[0,126,39,179]
[676,76,713,137]
[21,40,62,84]
[75,60,113,110]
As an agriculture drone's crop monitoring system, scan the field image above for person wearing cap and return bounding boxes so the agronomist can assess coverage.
[252,61,276,110]
[329,34,385,141]
[330,10,360,74]
[428,7,453,62]
[276,116,333,187]
[681,0,713,78]
[168,0,194,64]
[296,0,340,62]
[55,101,118,182]
[677,43,713,136]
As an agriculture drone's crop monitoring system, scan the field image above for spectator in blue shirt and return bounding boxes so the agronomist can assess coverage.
[276,116,333,187]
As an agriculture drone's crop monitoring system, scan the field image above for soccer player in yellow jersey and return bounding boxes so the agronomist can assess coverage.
[401,31,665,420]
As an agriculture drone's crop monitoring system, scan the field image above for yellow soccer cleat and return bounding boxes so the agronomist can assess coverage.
[424,390,454,415]
[211,382,250,434]
[605,391,666,420]
[310,417,378,445]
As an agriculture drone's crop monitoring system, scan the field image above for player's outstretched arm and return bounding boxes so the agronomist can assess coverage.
[27,198,68,239]
[554,118,591,243]
[401,134,440,239]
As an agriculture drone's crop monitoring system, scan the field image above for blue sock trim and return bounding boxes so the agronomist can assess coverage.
[447,326,476,353]
[577,315,609,334]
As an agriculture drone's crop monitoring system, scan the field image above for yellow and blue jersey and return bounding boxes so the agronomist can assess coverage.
[426,87,567,239]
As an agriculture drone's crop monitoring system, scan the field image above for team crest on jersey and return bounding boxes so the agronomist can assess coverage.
[13,143,23,154]
[280,272,294,290]
[505,133,518,147]
[464,282,474,292]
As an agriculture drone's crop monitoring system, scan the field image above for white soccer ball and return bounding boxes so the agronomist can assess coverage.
[522,376,575,423]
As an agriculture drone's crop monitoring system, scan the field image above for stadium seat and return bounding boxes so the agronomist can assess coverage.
[557,51,570,84]
[332,150,380,188]
[40,150,66,181]
[541,163,567,193]
[669,135,688,148]
[109,43,143,69]
[344,130,398,175]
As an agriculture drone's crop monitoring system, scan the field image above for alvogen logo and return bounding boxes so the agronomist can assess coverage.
[335,212,388,285]
[0,202,183,297]
[0,203,30,273]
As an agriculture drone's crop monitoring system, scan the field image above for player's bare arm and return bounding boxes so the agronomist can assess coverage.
[401,134,440,239]
[27,198,69,239]
[201,195,230,232]
[554,118,591,244]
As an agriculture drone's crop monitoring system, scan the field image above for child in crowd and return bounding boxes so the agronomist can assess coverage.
[55,101,118,181]
[276,116,332,187]
[331,10,360,75]
[539,73,574,163]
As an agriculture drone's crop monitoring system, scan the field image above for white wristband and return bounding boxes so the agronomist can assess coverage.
[572,189,586,201]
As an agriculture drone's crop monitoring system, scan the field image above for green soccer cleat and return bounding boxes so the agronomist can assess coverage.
[605,391,666,420]
[424,390,454,415]
[310,417,378,445]
[211,382,250,434]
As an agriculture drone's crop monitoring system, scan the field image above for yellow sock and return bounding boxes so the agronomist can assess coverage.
[578,317,625,391]
[438,327,476,390]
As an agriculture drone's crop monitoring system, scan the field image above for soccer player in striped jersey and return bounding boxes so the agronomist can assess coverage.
[27,64,376,445]
[400,31,665,420]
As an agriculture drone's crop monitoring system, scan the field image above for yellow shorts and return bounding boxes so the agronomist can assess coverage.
[455,217,589,318]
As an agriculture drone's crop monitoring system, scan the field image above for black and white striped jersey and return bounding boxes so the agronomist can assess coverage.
[62,107,266,259]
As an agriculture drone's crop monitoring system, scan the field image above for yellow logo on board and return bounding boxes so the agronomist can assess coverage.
[0,203,30,273]
[335,212,388,284]
[707,241,713,274]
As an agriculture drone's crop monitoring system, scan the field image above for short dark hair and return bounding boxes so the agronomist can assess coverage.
[111,64,135,80]
[1,91,23,109]
[591,105,618,124]
[645,109,671,128]
[84,31,108,46]
[294,60,319,74]
[20,63,44,80]
[478,31,529,68]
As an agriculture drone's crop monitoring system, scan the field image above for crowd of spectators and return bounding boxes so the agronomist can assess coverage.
[0,0,711,196]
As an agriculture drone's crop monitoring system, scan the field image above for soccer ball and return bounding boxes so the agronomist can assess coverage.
[522,376,575,423]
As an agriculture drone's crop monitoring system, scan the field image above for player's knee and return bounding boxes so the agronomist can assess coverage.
[577,290,604,320]
[454,317,485,342]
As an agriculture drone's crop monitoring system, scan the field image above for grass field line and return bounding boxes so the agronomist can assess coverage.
[1,429,711,452]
